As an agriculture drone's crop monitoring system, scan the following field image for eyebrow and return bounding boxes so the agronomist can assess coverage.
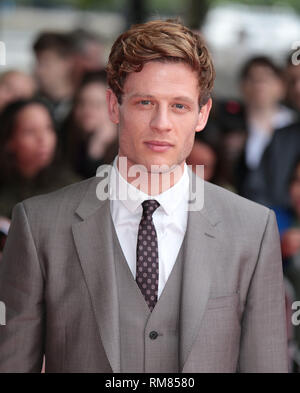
[127,93,195,105]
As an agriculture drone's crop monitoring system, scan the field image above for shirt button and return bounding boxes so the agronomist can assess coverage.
[149,331,159,340]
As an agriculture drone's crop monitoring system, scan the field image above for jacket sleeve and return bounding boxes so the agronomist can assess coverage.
[238,208,289,372]
[0,202,44,372]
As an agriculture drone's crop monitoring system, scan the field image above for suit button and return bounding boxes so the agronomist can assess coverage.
[149,331,158,340]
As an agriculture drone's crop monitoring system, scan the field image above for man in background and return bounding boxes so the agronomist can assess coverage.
[33,31,74,125]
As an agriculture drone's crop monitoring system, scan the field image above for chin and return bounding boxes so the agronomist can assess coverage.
[147,159,182,174]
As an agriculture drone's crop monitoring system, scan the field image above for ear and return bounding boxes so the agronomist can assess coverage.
[195,98,212,132]
[106,88,120,124]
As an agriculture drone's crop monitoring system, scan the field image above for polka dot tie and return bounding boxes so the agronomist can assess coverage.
[136,199,160,312]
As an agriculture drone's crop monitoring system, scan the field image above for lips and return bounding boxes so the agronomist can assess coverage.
[144,140,173,152]
[145,140,173,146]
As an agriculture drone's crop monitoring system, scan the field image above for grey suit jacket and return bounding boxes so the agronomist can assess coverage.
[0,166,288,372]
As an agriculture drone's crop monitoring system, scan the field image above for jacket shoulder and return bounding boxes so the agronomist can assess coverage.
[203,180,271,228]
[20,176,97,216]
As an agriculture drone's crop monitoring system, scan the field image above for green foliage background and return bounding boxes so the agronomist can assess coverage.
[14,0,300,29]
[15,0,300,13]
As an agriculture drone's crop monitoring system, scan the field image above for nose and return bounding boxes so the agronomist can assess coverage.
[36,130,55,150]
[150,104,172,132]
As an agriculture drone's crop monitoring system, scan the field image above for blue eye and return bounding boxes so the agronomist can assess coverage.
[140,100,151,105]
[174,104,185,109]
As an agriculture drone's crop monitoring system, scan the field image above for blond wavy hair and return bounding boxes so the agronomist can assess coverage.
[106,19,215,107]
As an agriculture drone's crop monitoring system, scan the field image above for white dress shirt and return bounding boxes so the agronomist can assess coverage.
[109,156,189,299]
[245,105,296,169]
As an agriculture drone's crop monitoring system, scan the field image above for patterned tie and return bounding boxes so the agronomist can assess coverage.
[136,199,160,312]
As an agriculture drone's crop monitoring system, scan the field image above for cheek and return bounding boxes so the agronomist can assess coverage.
[274,85,284,99]
[179,117,198,141]
[290,185,300,204]
[55,61,68,76]
[185,134,197,155]
[74,106,85,122]
[20,137,37,153]
[13,139,36,161]
[119,111,143,140]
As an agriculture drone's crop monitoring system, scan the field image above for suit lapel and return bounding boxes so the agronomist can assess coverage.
[72,169,121,373]
[179,169,221,371]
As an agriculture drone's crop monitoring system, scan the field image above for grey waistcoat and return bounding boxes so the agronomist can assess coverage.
[112,228,185,373]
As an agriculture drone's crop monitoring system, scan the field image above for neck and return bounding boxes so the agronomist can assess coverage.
[247,103,277,118]
[117,156,185,196]
[18,163,42,179]
[247,104,278,133]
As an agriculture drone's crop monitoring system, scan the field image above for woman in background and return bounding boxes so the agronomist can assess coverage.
[0,98,80,218]
[235,56,297,205]
[62,69,118,179]
[187,131,234,191]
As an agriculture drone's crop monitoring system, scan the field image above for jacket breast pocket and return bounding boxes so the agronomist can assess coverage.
[206,292,239,311]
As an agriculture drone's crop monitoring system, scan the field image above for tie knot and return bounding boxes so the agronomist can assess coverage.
[142,199,160,217]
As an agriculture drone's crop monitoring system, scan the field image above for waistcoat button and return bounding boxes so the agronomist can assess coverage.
[149,331,158,340]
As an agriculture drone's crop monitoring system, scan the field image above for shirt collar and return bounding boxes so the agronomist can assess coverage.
[109,156,189,216]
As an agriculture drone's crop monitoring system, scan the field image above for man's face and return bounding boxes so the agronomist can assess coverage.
[35,50,73,96]
[241,65,284,108]
[107,61,212,173]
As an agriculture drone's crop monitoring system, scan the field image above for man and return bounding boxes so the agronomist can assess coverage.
[235,56,296,206]
[256,53,300,211]
[262,123,300,211]
[0,20,288,372]
[69,28,105,88]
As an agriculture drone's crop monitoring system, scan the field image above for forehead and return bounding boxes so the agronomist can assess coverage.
[246,64,278,78]
[80,82,106,94]
[123,61,199,99]
[16,104,50,122]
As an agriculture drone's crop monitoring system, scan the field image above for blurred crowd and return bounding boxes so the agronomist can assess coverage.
[0,28,118,223]
[1,26,300,371]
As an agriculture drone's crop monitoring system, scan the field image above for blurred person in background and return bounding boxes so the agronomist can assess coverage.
[235,56,296,205]
[0,70,36,113]
[281,156,300,260]
[187,131,233,191]
[33,32,75,126]
[0,98,80,218]
[62,70,118,178]
[260,54,300,212]
[285,52,300,114]
[212,99,247,188]
[0,216,10,261]
[262,121,300,213]
[280,156,300,371]
[69,28,105,88]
